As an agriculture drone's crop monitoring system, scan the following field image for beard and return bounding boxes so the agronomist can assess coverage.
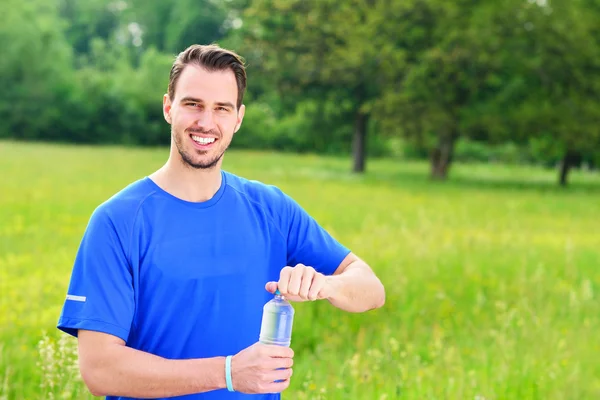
[173,127,230,170]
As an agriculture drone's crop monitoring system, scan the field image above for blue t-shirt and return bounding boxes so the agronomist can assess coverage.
[57,170,350,400]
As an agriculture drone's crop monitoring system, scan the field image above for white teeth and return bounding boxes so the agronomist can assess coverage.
[192,135,215,145]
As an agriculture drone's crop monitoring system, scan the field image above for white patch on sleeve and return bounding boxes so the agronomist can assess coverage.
[66,294,87,302]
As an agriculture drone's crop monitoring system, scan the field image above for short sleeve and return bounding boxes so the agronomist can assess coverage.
[57,205,135,342]
[284,194,351,276]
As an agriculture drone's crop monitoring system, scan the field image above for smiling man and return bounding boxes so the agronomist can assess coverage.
[57,44,385,400]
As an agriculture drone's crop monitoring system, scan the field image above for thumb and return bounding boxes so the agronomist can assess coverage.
[265,281,278,294]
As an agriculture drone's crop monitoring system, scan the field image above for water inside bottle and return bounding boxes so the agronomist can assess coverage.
[259,290,295,347]
[259,290,295,383]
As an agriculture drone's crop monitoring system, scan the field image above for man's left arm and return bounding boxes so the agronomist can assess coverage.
[324,252,386,312]
[269,189,385,312]
[266,252,385,313]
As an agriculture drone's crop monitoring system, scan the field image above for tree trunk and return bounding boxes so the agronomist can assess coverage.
[352,111,369,173]
[559,151,580,186]
[430,133,457,180]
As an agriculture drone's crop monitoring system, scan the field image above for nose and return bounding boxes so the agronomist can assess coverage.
[195,110,216,131]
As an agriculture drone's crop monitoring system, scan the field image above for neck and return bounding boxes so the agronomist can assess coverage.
[150,154,224,203]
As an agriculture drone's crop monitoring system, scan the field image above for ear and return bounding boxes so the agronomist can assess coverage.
[163,94,172,124]
[234,104,246,134]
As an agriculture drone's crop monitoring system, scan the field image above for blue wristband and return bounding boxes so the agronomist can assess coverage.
[225,355,234,392]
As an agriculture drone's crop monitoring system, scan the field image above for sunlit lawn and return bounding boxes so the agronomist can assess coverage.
[1,140,599,399]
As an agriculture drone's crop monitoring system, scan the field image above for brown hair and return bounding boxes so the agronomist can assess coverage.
[168,44,247,109]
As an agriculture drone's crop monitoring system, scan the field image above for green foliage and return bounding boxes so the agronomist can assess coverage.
[239,0,408,169]
[0,0,599,178]
[0,0,74,141]
[481,0,600,158]
[122,0,230,53]
[58,0,121,56]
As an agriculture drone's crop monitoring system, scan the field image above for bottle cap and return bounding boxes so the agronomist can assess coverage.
[275,288,281,295]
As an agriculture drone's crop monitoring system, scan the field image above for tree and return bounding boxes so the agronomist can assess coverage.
[519,0,600,186]
[377,0,600,184]
[375,0,507,180]
[478,0,600,185]
[239,0,406,173]
[0,0,75,141]
[122,0,230,53]
[58,0,121,57]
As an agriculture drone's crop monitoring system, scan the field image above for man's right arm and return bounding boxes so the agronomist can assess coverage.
[78,330,294,398]
[78,329,226,398]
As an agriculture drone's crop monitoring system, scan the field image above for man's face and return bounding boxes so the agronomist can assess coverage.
[163,65,245,170]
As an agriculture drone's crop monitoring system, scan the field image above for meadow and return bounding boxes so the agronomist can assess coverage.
[1,140,599,399]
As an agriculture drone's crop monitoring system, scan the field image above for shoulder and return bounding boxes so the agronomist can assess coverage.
[86,177,156,236]
[223,171,304,237]
[223,170,293,209]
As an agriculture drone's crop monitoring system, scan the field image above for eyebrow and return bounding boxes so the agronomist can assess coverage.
[180,97,235,110]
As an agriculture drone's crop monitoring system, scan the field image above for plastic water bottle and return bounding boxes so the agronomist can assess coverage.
[259,289,294,347]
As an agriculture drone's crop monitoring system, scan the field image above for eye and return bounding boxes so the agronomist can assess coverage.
[217,106,229,111]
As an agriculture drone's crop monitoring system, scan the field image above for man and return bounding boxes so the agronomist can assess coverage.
[57,44,385,399]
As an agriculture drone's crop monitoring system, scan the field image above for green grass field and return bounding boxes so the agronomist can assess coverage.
[1,140,599,399]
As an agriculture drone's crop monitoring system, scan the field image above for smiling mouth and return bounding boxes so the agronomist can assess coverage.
[190,134,216,145]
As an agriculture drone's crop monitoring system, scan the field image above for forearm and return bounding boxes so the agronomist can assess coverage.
[80,341,226,398]
[325,260,385,313]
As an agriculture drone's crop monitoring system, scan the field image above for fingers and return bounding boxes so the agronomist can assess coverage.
[262,343,294,359]
[299,266,315,298]
[234,342,295,394]
[277,264,326,301]
[260,345,293,393]
[268,355,294,370]
[277,266,294,294]
[286,265,305,295]
[308,273,327,300]
[265,377,292,393]
[268,367,293,382]
[265,281,278,293]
